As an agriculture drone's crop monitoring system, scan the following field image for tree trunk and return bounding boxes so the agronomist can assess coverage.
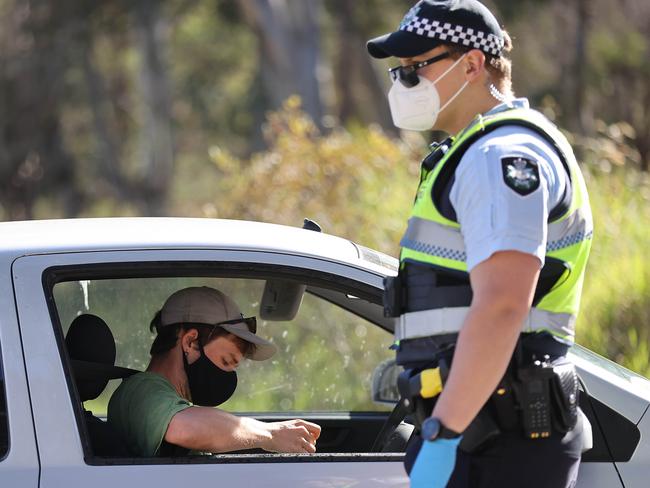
[572,0,592,135]
[0,0,80,220]
[80,24,125,198]
[132,0,175,216]
[330,0,395,131]
[634,75,650,172]
[237,0,324,127]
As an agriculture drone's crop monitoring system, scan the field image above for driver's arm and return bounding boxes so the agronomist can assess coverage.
[165,406,321,453]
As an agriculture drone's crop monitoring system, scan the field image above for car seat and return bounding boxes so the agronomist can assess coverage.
[65,314,137,457]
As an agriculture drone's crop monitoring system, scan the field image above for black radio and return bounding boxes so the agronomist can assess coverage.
[515,356,556,439]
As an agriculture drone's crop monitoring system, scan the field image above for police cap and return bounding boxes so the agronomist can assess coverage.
[367,0,505,59]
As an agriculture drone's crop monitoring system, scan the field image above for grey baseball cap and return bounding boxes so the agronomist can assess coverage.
[160,286,277,361]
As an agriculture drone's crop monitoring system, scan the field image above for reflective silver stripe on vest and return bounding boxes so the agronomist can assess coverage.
[400,217,466,261]
[396,307,575,342]
[402,208,593,260]
[547,207,593,252]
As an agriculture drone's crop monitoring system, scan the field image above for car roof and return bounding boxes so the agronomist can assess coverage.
[0,218,398,275]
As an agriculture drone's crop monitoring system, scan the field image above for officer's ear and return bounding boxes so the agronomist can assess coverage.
[463,49,486,83]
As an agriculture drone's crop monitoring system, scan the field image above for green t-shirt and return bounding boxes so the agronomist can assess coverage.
[107,372,192,457]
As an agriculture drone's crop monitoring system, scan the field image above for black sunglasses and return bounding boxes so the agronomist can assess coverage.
[388,52,450,88]
[206,315,257,338]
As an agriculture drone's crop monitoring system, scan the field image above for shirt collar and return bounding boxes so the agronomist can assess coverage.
[450,98,530,143]
[484,97,529,116]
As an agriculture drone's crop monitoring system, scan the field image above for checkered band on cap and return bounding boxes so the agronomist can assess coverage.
[400,16,504,56]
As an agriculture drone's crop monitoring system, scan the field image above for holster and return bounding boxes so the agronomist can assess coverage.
[494,353,580,439]
[397,359,501,454]
[397,362,449,428]
[550,359,580,433]
[383,275,405,318]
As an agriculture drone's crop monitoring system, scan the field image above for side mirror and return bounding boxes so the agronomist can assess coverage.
[371,359,401,405]
[259,279,306,321]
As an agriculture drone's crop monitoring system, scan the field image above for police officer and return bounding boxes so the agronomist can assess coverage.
[367,1,592,487]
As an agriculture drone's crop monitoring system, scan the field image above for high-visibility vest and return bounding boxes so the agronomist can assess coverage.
[397,108,593,344]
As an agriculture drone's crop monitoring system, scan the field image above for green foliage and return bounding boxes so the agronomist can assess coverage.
[574,130,650,377]
[208,96,423,255]
[591,29,647,73]
[169,1,258,155]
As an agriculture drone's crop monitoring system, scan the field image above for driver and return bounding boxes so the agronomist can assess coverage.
[107,286,321,456]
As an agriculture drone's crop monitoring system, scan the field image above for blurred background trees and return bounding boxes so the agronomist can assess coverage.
[1,0,649,375]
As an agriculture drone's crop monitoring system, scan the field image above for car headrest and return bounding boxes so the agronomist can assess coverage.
[65,314,137,401]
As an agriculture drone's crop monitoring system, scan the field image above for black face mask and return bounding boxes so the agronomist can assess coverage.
[183,344,237,407]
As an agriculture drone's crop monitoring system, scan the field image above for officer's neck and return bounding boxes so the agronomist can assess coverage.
[437,85,502,136]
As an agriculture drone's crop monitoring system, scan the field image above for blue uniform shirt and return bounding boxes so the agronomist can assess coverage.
[449,98,568,271]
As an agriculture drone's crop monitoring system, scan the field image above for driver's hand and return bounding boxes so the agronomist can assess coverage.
[262,419,321,453]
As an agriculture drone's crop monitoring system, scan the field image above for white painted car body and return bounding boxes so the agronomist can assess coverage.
[0,218,647,487]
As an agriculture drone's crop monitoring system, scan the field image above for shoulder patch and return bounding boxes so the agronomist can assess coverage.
[501,156,540,196]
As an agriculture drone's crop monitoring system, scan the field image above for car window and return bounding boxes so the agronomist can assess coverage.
[53,277,393,416]
[0,349,8,459]
[222,291,394,413]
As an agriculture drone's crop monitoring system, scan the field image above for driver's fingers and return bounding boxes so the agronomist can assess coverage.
[297,420,321,439]
[296,426,312,440]
[301,436,316,453]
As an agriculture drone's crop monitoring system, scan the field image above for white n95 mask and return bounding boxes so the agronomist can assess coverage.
[388,54,468,131]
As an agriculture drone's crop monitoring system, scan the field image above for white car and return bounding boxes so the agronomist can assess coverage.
[0,218,647,487]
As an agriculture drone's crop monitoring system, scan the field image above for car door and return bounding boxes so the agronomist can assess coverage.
[571,346,650,488]
[12,249,409,488]
[0,260,39,488]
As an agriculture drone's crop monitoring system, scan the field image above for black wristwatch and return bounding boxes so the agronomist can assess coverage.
[421,417,462,441]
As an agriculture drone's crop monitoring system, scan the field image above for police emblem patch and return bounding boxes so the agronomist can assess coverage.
[501,156,540,196]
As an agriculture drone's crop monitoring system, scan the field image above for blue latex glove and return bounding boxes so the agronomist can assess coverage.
[409,437,462,488]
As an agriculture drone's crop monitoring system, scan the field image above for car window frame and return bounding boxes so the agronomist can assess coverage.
[39,254,401,466]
